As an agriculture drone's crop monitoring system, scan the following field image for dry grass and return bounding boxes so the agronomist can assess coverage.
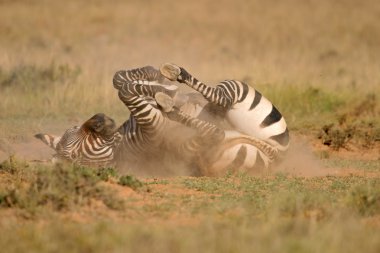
[1,0,379,134]
[1,0,380,89]
[1,1,380,80]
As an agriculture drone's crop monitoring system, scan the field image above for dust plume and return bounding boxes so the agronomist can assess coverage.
[115,119,200,178]
[273,135,327,177]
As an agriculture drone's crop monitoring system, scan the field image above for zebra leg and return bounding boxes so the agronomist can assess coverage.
[154,91,224,144]
[160,63,243,108]
[113,66,194,160]
[113,65,178,99]
[113,67,178,130]
[168,108,225,142]
[113,66,165,90]
[165,106,225,156]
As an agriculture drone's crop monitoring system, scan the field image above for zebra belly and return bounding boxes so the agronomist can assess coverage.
[226,88,288,149]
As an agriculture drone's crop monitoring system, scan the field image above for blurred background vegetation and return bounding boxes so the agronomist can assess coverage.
[1,0,379,132]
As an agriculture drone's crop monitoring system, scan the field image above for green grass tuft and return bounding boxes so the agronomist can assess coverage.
[348,181,380,216]
[96,167,118,181]
[118,175,144,190]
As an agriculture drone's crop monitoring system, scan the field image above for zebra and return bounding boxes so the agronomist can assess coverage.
[35,65,288,176]
[158,63,290,174]
[35,66,208,171]
[35,113,122,167]
[112,64,288,175]
[35,91,277,176]
[111,66,269,174]
[158,96,279,176]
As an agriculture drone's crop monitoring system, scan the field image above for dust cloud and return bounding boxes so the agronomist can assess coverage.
[1,119,328,179]
[273,135,327,177]
[115,120,201,178]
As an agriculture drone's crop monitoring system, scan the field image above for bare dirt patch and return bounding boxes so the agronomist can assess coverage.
[0,137,54,162]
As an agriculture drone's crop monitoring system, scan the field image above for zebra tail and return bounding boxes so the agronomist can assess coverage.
[34,133,61,150]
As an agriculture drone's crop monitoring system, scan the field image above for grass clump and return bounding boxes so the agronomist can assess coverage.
[96,167,118,181]
[118,175,144,191]
[318,93,380,150]
[0,158,125,214]
[0,155,29,174]
[348,180,380,216]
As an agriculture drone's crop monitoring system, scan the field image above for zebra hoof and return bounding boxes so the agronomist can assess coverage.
[155,92,174,112]
[160,63,181,81]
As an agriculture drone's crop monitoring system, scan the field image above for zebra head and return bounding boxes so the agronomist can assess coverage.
[82,113,118,138]
[35,113,122,166]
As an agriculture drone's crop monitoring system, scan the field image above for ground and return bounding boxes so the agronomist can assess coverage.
[0,132,379,253]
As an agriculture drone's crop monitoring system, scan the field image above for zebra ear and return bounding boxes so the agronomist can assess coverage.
[86,113,118,135]
[83,118,102,133]
[84,113,108,133]
[34,133,61,150]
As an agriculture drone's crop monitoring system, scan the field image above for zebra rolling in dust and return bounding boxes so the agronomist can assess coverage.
[35,64,289,176]
[159,63,289,175]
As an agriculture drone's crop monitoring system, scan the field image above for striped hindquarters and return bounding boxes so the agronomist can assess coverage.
[219,81,289,151]
[158,63,289,152]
